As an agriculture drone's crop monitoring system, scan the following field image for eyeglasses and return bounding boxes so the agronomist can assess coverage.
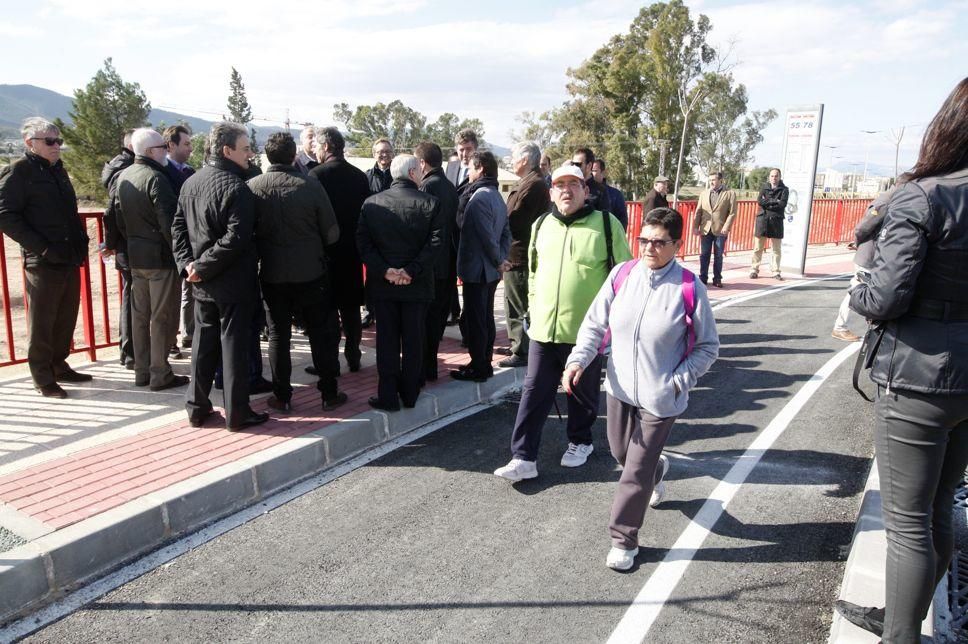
[32,137,64,146]
[569,161,584,167]
[551,180,583,191]
[148,145,168,151]
[638,238,678,249]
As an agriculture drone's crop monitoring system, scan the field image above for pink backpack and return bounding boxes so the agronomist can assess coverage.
[598,260,696,357]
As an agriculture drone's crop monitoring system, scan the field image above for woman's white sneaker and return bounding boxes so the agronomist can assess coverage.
[560,443,594,467]
[606,546,639,571]
[650,454,670,507]
[493,458,538,481]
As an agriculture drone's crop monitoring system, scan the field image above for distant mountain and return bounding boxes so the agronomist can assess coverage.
[0,84,279,141]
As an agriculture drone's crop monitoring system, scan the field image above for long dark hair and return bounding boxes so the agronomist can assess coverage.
[905,77,968,181]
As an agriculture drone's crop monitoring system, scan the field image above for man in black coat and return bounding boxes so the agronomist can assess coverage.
[100,130,136,369]
[0,117,92,398]
[642,176,670,215]
[310,127,370,374]
[114,128,189,392]
[250,133,346,412]
[357,154,443,411]
[572,147,611,215]
[750,168,789,280]
[415,141,458,381]
[444,129,479,327]
[366,138,393,194]
[172,121,268,430]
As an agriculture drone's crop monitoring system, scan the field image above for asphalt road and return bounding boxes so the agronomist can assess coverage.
[23,277,875,644]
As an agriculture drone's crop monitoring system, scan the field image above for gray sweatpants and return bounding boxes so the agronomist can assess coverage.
[131,267,180,388]
[875,385,968,643]
[606,394,677,549]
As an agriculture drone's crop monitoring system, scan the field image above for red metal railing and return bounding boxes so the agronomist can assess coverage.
[0,199,872,368]
[625,198,870,259]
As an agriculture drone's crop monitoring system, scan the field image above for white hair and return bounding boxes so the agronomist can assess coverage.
[21,117,58,140]
[390,154,418,181]
[511,142,541,170]
[131,128,163,156]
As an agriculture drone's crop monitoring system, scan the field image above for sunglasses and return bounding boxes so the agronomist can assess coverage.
[32,137,64,146]
[638,238,678,249]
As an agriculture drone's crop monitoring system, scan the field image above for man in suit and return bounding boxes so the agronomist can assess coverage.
[294,125,318,175]
[452,150,511,382]
[366,138,393,194]
[444,129,479,330]
[172,121,268,430]
[114,128,189,392]
[357,155,442,411]
[310,126,371,375]
[163,125,196,353]
[414,141,458,382]
[693,171,737,287]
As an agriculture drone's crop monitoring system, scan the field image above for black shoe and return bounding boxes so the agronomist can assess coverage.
[35,383,67,399]
[124,360,135,371]
[446,318,459,327]
[188,409,214,428]
[368,396,400,412]
[498,355,528,368]
[450,367,488,382]
[305,365,318,376]
[55,369,93,383]
[495,347,513,356]
[267,395,292,412]
[322,392,349,411]
[833,600,884,636]
[250,378,273,395]
[135,378,149,387]
[347,357,361,373]
[150,375,189,391]
[712,279,723,288]
[361,313,374,329]
[169,345,183,359]
[228,411,270,431]
[181,337,192,349]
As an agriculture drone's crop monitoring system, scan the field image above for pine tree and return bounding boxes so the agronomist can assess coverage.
[226,67,253,124]
[57,58,151,200]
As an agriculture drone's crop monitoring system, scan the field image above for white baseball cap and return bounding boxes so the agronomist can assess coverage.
[551,164,585,183]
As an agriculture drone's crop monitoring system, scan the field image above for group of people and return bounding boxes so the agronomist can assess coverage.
[1,74,965,616]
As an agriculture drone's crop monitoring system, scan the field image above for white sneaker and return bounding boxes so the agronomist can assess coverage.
[493,458,538,481]
[606,546,639,571]
[561,443,594,467]
[650,454,670,508]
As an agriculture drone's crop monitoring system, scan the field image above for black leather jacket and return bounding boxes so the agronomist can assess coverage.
[0,153,88,268]
[171,158,258,303]
[850,168,968,394]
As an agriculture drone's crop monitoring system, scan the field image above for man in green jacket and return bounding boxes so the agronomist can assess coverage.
[495,165,632,481]
[114,128,188,392]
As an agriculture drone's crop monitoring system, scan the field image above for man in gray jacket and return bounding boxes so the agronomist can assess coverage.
[451,151,511,382]
[114,128,188,391]
[249,133,346,412]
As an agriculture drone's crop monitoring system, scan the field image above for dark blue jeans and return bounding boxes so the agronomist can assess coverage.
[699,233,727,283]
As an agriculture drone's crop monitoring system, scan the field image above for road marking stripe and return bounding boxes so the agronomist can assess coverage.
[606,341,861,644]
[0,402,495,642]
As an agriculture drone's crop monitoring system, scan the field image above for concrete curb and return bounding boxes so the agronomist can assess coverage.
[0,367,523,625]
[828,458,937,643]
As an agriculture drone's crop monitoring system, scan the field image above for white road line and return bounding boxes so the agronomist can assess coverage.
[606,340,861,644]
[0,402,495,642]
[711,273,851,312]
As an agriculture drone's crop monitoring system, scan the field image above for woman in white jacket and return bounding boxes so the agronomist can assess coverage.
[562,207,719,571]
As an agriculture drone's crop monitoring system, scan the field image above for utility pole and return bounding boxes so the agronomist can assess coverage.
[672,89,707,208]
[889,126,905,183]
[656,139,670,176]
[860,129,879,180]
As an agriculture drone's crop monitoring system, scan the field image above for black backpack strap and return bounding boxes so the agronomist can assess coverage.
[530,213,550,274]
[602,210,615,270]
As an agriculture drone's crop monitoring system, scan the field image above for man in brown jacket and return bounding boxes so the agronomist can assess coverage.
[693,171,737,287]
[499,142,550,368]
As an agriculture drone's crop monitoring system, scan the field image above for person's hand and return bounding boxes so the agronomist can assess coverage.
[719,230,729,238]
[847,241,857,251]
[692,228,701,236]
[185,261,202,283]
[561,362,584,395]
[498,260,513,273]
[99,247,115,259]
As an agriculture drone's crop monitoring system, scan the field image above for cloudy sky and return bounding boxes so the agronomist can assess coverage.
[3,0,965,174]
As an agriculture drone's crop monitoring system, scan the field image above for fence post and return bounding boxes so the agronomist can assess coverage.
[78,257,97,362]
[833,199,845,244]
[0,240,16,363]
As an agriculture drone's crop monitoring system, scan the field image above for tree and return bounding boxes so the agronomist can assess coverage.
[333,101,486,154]
[188,133,207,169]
[226,67,259,167]
[57,58,151,200]
[690,73,777,187]
[226,67,253,124]
[745,166,772,190]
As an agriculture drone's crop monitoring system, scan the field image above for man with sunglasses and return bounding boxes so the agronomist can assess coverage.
[494,165,631,481]
[0,117,92,398]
